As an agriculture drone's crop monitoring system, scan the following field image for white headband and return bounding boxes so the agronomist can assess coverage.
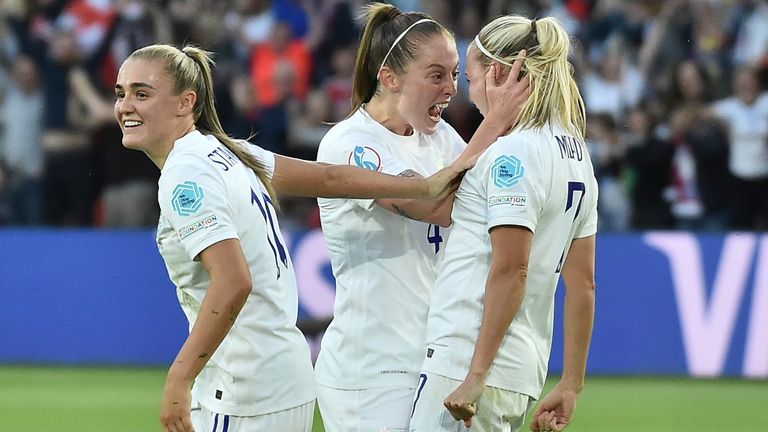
[473,35,513,67]
[377,18,436,80]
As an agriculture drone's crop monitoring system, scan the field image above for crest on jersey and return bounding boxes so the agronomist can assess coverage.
[349,145,382,171]
[172,181,204,217]
[492,155,525,188]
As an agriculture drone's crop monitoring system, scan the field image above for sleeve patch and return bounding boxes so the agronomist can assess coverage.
[348,145,382,171]
[492,155,525,188]
[489,193,528,208]
[177,214,219,240]
[171,181,205,217]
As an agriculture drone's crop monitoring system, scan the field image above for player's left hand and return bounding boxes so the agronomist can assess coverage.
[443,374,486,428]
[160,377,195,432]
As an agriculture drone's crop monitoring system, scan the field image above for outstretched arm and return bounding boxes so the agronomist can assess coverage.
[271,154,470,201]
[444,225,533,427]
[530,235,595,432]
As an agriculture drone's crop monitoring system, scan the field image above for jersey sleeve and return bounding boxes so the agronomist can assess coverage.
[158,154,239,261]
[241,140,276,179]
[483,138,546,233]
[574,176,599,238]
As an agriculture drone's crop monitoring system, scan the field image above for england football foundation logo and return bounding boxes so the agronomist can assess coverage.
[172,181,205,217]
[492,155,525,188]
[349,145,382,171]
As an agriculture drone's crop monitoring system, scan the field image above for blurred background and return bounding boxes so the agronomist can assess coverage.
[0,0,766,431]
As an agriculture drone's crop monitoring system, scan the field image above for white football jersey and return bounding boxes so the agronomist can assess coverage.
[315,108,466,389]
[422,123,598,399]
[156,130,314,416]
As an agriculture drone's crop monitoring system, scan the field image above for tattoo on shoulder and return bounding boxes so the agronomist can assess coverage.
[397,169,420,178]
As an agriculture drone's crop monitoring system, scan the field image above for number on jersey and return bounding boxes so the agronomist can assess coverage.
[555,181,586,273]
[251,188,287,278]
[427,224,443,254]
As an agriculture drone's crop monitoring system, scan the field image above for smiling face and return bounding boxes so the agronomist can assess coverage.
[113,58,192,157]
[392,33,459,134]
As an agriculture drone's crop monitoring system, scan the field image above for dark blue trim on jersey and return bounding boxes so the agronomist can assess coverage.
[411,373,428,417]
[223,414,230,432]
[212,413,219,431]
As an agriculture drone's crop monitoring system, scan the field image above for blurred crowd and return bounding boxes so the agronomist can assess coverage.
[0,0,766,231]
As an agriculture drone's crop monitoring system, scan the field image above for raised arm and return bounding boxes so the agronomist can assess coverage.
[444,225,533,427]
[375,52,532,226]
[530,235,595,432]
[160,239,252,432]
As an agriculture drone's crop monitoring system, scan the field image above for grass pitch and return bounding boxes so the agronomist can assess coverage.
[0,366,764,431]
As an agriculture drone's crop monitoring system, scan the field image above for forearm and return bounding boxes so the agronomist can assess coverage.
[467,267,527,378]
[272,156,431,199]
[167,282,249,383]
[321,164,431,199]
[560,286,595,393]
[376,192,454,227]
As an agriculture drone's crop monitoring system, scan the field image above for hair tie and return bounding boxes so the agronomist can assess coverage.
[377,18,435,80]
[530,19,538,34]
[387,7,401,20]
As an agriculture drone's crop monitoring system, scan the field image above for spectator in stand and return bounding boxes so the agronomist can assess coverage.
[250,19,311,109]
[0,55,45,225]
[623,108,674,230]
[709,65,768,230]
[587,113,630,231]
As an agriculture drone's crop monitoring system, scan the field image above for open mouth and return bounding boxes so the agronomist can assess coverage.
[123,120,143,128]
[428,102,450,122]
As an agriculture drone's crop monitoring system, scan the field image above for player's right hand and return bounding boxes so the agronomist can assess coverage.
[160,378,195,432]
[529,384,578,431]
[424,154,478,200]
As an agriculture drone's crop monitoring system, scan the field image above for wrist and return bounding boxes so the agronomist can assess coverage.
[558,377,584,394]
[479,117,508,135]
[466,367,489,383]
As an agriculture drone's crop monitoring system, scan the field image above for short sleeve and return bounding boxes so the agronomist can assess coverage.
[483,140,545,233]
[158,154,239,260]
[575,177,598,238]
[242,140,276,179]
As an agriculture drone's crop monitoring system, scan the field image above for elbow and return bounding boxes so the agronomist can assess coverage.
[433,213,452,228]
[230,276,253,306]
[427,206,452,227]
[321,165,345,198]
[493,263,528,286]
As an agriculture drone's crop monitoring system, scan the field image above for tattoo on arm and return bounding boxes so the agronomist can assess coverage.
[198,353,208,359]
[391,203,422,222]
[398,169,419,178]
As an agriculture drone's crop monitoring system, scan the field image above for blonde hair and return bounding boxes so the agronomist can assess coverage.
[474,16,586,139]
[128,44,277,202]
[349,2,451,117]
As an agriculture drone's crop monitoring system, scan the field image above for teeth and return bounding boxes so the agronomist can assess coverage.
[435,102,449,109]
[124,120,142,127]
